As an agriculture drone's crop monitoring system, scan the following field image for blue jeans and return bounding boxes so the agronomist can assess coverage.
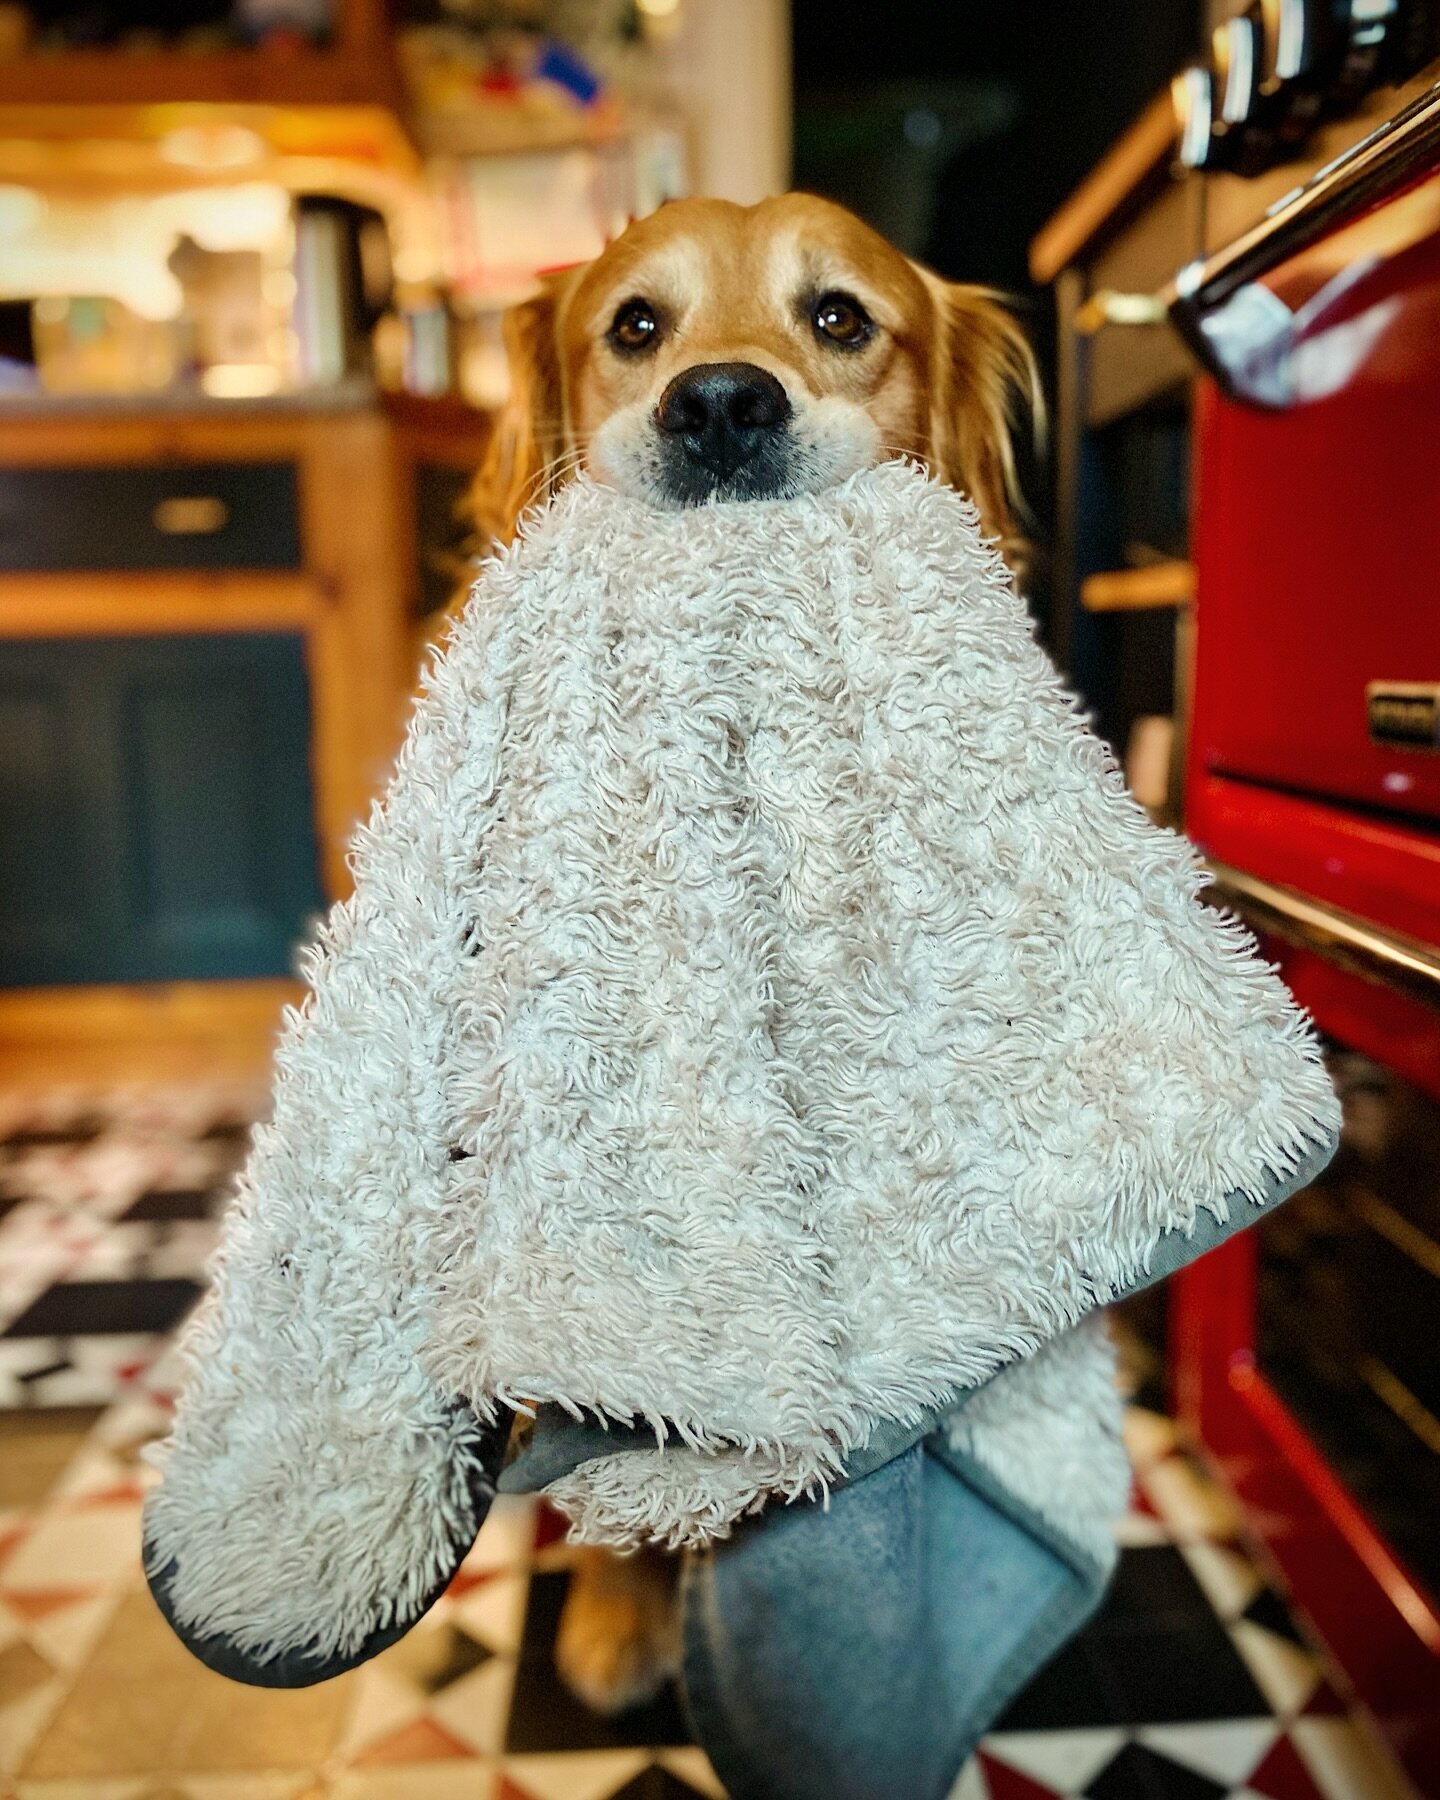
[677,1434,1108,1800]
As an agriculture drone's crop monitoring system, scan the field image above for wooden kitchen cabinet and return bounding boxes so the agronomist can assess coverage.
[0,393,429,1067]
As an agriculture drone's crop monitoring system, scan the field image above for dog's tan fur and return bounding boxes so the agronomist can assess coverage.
[469,192,1037,566]
[466,190,1038,1718]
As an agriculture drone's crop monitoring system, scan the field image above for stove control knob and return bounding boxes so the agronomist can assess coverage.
[1250,0,1332,148]
[1258,0,1323,88]
[1258,0,1403,111]
[1215,10,1264,124]
[1173,62,1221,168]
[1193,7,1277,171]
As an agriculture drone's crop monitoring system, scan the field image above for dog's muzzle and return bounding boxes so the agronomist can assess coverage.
[654,361,796,503]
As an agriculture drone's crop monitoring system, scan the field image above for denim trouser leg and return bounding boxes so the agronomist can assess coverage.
[678,1442,1106,1800]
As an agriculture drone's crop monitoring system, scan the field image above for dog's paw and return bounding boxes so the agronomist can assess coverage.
[554,1545,682,1716]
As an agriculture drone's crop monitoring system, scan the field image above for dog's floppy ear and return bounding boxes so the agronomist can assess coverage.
[468,277,571,552]
[915,274,1041,563]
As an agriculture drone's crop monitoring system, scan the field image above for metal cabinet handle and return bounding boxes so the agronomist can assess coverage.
[1205,859,1440,1012]
[1075,289,1170,333]
[152,496,230,536]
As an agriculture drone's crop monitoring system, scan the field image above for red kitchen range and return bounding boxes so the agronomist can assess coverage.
[1035,8,1440,1786]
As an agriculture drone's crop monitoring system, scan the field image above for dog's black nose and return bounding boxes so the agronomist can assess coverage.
[655,362,793,480]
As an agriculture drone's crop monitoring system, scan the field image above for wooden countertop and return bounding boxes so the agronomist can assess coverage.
[0,376,380,421]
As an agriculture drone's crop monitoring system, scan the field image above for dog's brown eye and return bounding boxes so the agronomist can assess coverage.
[813,292,874,348]
[609,298,660,352]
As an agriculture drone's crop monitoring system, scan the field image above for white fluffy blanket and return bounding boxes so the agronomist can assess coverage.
[143,461,1339,1667]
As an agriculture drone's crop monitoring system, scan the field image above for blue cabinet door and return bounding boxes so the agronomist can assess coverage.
[0,634,324,986]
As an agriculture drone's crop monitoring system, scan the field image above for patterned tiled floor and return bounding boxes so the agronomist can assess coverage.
[0,1088,1420,1800]
[0,1084,264,1411]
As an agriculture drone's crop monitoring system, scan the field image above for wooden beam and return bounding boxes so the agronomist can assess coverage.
[1029,90,1179,284]
[0,978,299,1082]
[296,409,411,901]
[1081,560,1195,613]
[0,404,364,466]
[0,399,420,1058]
[0,572,319,636]
[0,52,403,112]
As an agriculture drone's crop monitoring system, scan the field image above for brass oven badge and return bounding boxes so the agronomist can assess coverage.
[1366,682,1440,752]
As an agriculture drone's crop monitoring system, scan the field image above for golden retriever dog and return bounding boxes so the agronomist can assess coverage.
[465,190,1039,1717]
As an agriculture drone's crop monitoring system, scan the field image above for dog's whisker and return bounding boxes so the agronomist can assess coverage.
[518,449,589,513]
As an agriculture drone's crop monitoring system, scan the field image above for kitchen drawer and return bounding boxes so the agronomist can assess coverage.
[0,461,302,572]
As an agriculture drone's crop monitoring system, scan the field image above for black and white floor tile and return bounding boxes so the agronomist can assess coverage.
[0,1082,262,1408]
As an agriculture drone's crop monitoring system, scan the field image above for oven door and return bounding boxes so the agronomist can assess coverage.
[1179,80,1440,951]
[1187,187,1440,822]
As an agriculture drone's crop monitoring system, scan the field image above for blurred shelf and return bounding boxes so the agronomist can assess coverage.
[0,48,400,111]
[0,98,418,188]
[0,377,378,419]
[0,98,649,197]
[1081,559,1195,612]
[0,0,394,106]
[409,99,627,159]
[0,0,414,176]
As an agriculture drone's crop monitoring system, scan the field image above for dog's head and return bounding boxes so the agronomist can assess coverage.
[471,192,1038,557]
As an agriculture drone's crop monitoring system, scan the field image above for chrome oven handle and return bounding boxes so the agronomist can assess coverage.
[1205,860,1440,1013]
[1165,74,1440,404]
